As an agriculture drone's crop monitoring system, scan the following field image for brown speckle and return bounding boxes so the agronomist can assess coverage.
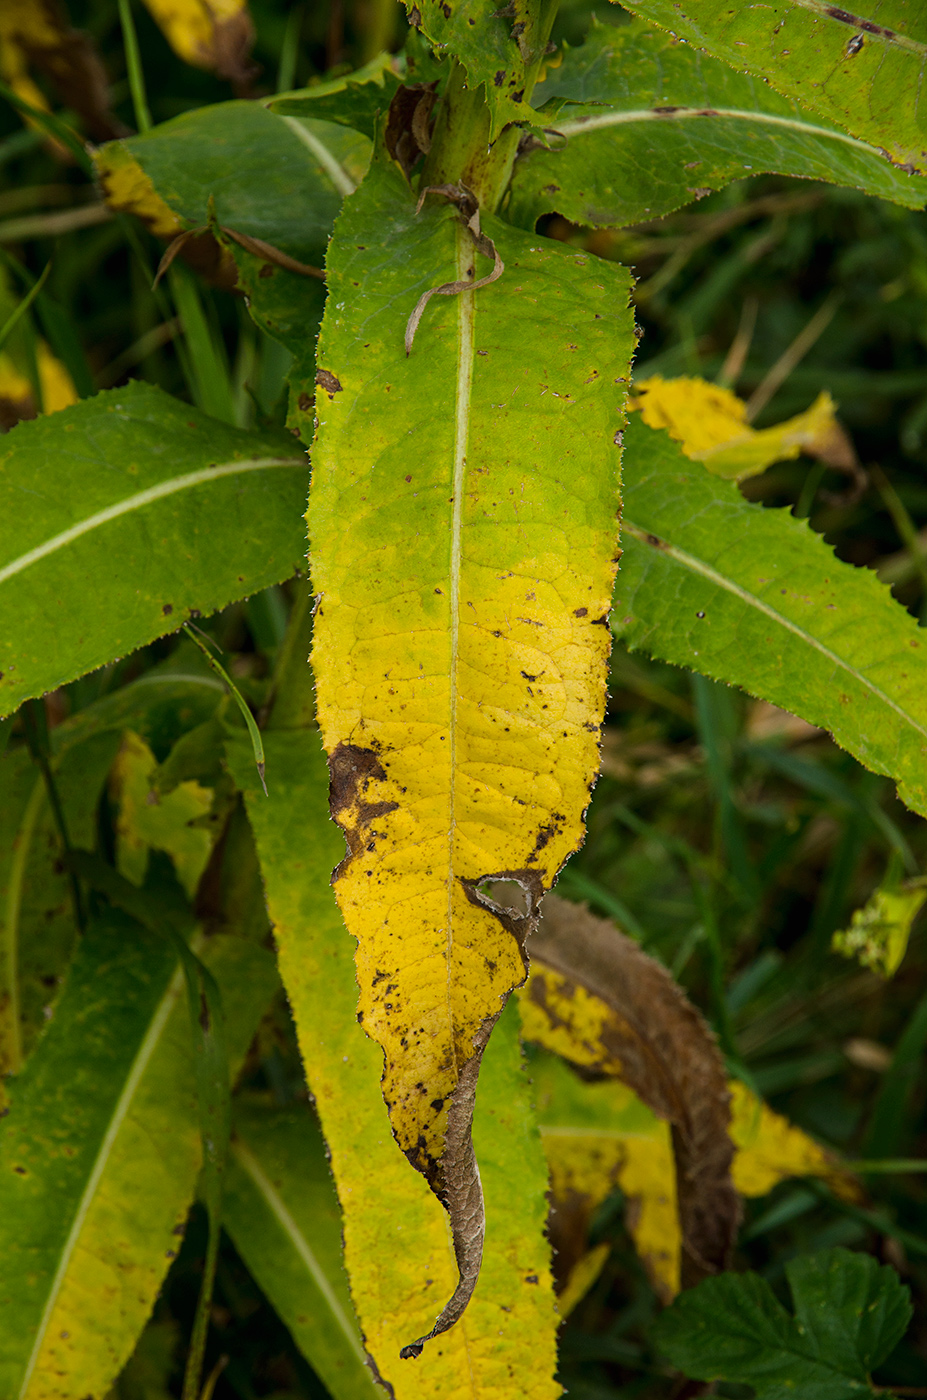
[315,369,343,398]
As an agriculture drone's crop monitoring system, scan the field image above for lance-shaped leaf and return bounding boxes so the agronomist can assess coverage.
[308,148,633,1345]
[227,728,559,1395]
[0,912,277,1400]
[507,18,925,231]
[653,1247,913,1398]
[0,382,308,719]
[622,0,927,174]
[519,894,739,1289]
[224,1099,380,1400]
[615,415,927,820]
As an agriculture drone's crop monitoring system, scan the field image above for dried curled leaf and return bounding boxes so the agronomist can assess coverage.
[522,894,739,1288]
[831,880,927,978]
[630,376,855,483]
[141,0,257,87]
[530,1033,860,1311]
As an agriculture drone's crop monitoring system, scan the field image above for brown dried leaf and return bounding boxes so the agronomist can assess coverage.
[0,0,125,143]
[522,895,740,1287]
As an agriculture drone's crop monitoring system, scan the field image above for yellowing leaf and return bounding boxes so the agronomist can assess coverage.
[95,145,185,242]
[309,152,634,1346]
[141,0,256,85]
[229,727,560,1399]
[831,881,927,978]
[630,376,850,482]
[0,345,76,426]
[728,1081,860,1203]
[111,732,213,897]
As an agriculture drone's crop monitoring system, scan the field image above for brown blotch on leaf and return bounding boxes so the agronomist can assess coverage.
[315,369,343,398]
[328,743,399,876]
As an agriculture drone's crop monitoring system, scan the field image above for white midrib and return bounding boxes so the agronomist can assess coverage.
[229,1138,368,1367]
[622,520,927,744]
[280,117,357,199]
[0,457,304,589]
[554,105,886,156]
[792,0,927,56]
[446,223,475,1078]
[17,948,196,1398]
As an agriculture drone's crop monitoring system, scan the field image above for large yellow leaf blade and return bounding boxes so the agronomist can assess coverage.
[228,727,561,1397]
[309,149,634,1344]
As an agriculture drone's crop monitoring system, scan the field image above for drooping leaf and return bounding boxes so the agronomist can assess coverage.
[96,103,370,271]
[621,0,927,174]
[653,1247,913,1399]
[227,725,559,1395]
[508,18,926,231]
[614,415,927,820]
[521,894,738,1288]
[631,376,853,483]
[111,731,213,897]
[308,146,633,1345]
[224,1098,380,1400]
[0,911,277,1400]
[140,0,257,87]
[405,0,557,140]
[0,382,307,719]
[831,880,927,977]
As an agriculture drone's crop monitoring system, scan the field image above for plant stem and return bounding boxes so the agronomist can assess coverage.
[117,0,153,134]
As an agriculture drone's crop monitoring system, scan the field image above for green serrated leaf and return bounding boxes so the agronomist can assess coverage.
[224,1098,380,1400]
[0,382,308,719]
[614,416,927,821]
[270,53,405,137]
[0,910,278,1400]
[407,0,558,140]
[653,1246,912,1398]
[507,18,925,231]
[621,0,927,174]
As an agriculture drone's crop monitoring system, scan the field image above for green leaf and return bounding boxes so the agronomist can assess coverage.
[307,147,633,1346]
[653,1246,912,1398]
[227,725,560,1397]
[507,18,925,231]
[270,52,405,137]
[224,1099,380,1400]
[0,382,308,719]
[97,101,370,267]
[614,416,927,821]
[405,0,558,140]
[0,911,278,1400]
[621,0,927,174]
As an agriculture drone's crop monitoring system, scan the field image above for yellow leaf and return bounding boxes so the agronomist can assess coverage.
[37,344,77,414]
[111,732,213,898]
[630,375,848,482]
[728,1081,861,1202]
[831,881,927,978]
[95,145,185,242]
[140,0,256,84]
[309,154,635,1348]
